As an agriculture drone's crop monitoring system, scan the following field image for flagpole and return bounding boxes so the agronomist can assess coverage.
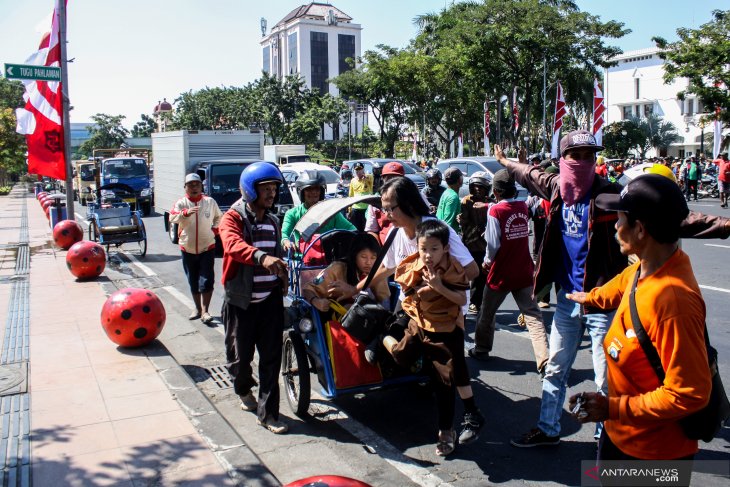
[542,57,547,153]
[58,0,74,219]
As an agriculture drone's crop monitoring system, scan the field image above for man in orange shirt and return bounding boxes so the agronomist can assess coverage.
[565,174,711,461]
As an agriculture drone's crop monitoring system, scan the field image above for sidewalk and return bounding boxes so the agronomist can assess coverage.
[0,186,242,486]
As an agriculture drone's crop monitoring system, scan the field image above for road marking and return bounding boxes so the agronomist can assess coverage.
[124,252,156,276]
[75,212,89,226]
[705,244,730,249]
[162,284,196,309]
[308,390,454,487]
[700,285,730,294]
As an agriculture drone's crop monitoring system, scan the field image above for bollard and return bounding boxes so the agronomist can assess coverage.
[49,203,68,228]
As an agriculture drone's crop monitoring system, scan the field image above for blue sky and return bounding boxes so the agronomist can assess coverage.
[0,0,726,128]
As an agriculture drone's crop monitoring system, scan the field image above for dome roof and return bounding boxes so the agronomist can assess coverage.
[154,98,172,113]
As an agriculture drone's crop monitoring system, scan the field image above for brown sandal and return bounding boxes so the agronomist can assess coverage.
[436,429,456,457]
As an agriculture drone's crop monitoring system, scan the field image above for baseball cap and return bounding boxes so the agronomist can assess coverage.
[595,174,688,225]
[559,129,604,156]
[353,162,364,170]
[492,169,516,194]
[185,173,202,184]
[382,161,405,177]
[444,167,463,184]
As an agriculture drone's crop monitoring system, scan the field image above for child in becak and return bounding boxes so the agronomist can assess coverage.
[383,219,483,457]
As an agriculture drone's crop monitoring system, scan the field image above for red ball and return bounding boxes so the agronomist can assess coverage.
[53,220,84,249]
[284,477,372,487]
[37,191,48,200]
[66,241,106,279]
[100,288,166,347]
[41,198,54,211]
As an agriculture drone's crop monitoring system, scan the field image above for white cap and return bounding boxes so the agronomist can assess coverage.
[185,173,202,184]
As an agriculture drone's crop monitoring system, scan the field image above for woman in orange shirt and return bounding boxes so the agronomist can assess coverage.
[564,174,711,462]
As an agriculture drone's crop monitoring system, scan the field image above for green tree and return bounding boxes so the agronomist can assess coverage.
[78,114,129,156]
[0,78,27,185]
[630,115,681,158]
[602,120,643,158]
[654,9,730,132]
[131,114,157,138]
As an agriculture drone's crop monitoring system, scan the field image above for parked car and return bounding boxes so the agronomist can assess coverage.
[436,156,527,199]
[279,162,342,207]
[339,158,427,193]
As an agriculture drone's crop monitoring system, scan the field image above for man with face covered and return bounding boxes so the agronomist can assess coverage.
[494,130,730,448]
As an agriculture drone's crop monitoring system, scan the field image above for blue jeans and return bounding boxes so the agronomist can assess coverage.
[537,292,612,437]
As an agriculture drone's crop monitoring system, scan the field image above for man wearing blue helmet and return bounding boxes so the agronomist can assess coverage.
[218,161,289,434]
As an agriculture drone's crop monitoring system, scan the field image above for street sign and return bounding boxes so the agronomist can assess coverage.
[4,63,61,82]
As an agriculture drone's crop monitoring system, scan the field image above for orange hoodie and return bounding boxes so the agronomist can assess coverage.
[584,250,711,459]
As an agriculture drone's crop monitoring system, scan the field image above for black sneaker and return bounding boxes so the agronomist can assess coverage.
[458,410,485,445]
[510,427,560,448]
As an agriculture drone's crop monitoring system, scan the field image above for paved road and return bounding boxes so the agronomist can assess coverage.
[74,199,730,486]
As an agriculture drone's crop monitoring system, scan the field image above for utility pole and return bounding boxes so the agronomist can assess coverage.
[58,0,74,218]
[542,57,547,154]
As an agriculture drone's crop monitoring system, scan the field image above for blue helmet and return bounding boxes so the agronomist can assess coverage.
[239,161,283,203]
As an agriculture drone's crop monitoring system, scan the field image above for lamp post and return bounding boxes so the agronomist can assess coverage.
[347,100,355,160]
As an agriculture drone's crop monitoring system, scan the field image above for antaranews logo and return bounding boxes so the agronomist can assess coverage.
[580,460,721,487]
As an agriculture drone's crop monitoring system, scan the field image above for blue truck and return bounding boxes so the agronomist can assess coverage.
[92,149,153,215]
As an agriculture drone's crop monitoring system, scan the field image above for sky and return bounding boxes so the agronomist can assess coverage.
[0,0,727,129]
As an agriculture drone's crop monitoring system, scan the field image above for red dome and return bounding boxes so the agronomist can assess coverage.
[154,98,172,113]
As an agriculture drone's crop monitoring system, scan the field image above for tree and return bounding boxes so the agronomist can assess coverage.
[131,114,157,138]
[78,114,129,156]
[654,9,730,129]
[602,120,643,158]
[629,115,681,158]
[0,78,27,185]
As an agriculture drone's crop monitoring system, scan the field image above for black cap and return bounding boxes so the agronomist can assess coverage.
[595,174,688,225]
[444,167,463,184]
[559,130,604,156]
[492,169,516,194]
[353,162,364,170]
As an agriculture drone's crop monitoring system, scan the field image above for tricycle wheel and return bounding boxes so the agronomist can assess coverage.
[282,329,310,417]
[168,221,179,244]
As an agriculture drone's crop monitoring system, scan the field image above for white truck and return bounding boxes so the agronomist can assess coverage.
[263,145,311,165]
[152,130,269,243]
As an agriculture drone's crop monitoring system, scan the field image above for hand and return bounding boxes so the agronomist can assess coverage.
[312,297,331,312]
[565,291,587,304]
[327,280,357,300]
[282,239,295,253]
[261,255,288,284]
[494,145,507,165]
[422,266,444,292]
[472,201,487,209]
[568,392,609,423]
[481,262,491,274]
[518,147,528,165]
[456,214,462,225]
[184,206,199,216]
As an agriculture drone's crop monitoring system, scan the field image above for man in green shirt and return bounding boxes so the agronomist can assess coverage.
[437,167,463,232]
[281,172,355,252]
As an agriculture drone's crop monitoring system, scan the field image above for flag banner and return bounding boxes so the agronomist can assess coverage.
[484,98,491,156]
[551,81,566,159]
[457,133,463,158]
[15,0,66,180]
[512,87,520,135]
[411,133,418,162]
[592,79,605,147]
[713,116,722,160]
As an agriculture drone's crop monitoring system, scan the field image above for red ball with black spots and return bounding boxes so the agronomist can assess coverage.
[65,241,106,279]
[100,288,166,347]
[53,220,84,249]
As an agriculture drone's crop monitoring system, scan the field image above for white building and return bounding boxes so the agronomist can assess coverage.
[260,2,366,141]
[605,47,724,159]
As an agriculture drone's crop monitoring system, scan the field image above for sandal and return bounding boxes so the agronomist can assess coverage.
[436,429,456,457]
[189,309,201,320]
[201,312,213,324]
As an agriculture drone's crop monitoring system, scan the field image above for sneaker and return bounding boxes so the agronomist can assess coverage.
[510,427,560,448]
[239,392,257,411]
[468,303,479,314]
[257,416,289,434]
[436,429,456,456]
[382,335,398,355]
[201,312,214,325]
[467,348,491,361]
[458,410,485,445]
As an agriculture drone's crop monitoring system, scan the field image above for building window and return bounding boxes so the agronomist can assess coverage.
[310,32,329,94]
[622,106,632,120]
[679,149,685,159]
[687,99,694,116]
[338,34,355,75]
[288,33,298,75]
[262,46,270,74]
[644,104,653,118]
[697,100,703,114]
[634,78,640,100]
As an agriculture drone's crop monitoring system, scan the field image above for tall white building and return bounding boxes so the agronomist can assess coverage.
[604,47,724,159]
[260,2,366,141]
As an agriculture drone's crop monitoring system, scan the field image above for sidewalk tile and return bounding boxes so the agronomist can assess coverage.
[105,390,180,421]
[32,421,119,459]
[33,447,134,487]
[122,435,220,483]
[32,385,109,429]
[112,410,197,447]
[31,365,97,392]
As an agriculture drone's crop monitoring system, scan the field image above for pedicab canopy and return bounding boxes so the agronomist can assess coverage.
[293,195,381,242]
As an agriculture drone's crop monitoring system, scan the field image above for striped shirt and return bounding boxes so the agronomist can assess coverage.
[250,216,279,303]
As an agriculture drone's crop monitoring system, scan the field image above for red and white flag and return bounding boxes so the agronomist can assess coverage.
[483,98,491,156]
[512,87,520,134]
[15,0,67,181]
[713,106,723,160]
[551,81,566,158]
[411,132,418,162]
[592,79,605,147]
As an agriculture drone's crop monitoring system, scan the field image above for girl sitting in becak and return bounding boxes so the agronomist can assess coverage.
[383,219,482,457]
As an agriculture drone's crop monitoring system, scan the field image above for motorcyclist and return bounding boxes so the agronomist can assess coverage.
[422,168,446,212]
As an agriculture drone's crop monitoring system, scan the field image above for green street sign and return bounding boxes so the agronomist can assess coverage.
[4,63,61,82]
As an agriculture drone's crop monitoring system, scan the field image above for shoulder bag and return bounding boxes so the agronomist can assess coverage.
[629,269,730,442]
[339,228,398,344]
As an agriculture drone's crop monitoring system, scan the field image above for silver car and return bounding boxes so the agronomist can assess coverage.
[436,156,527,199]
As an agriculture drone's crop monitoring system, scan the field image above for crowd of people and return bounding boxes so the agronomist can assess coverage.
[172,131,730,465]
